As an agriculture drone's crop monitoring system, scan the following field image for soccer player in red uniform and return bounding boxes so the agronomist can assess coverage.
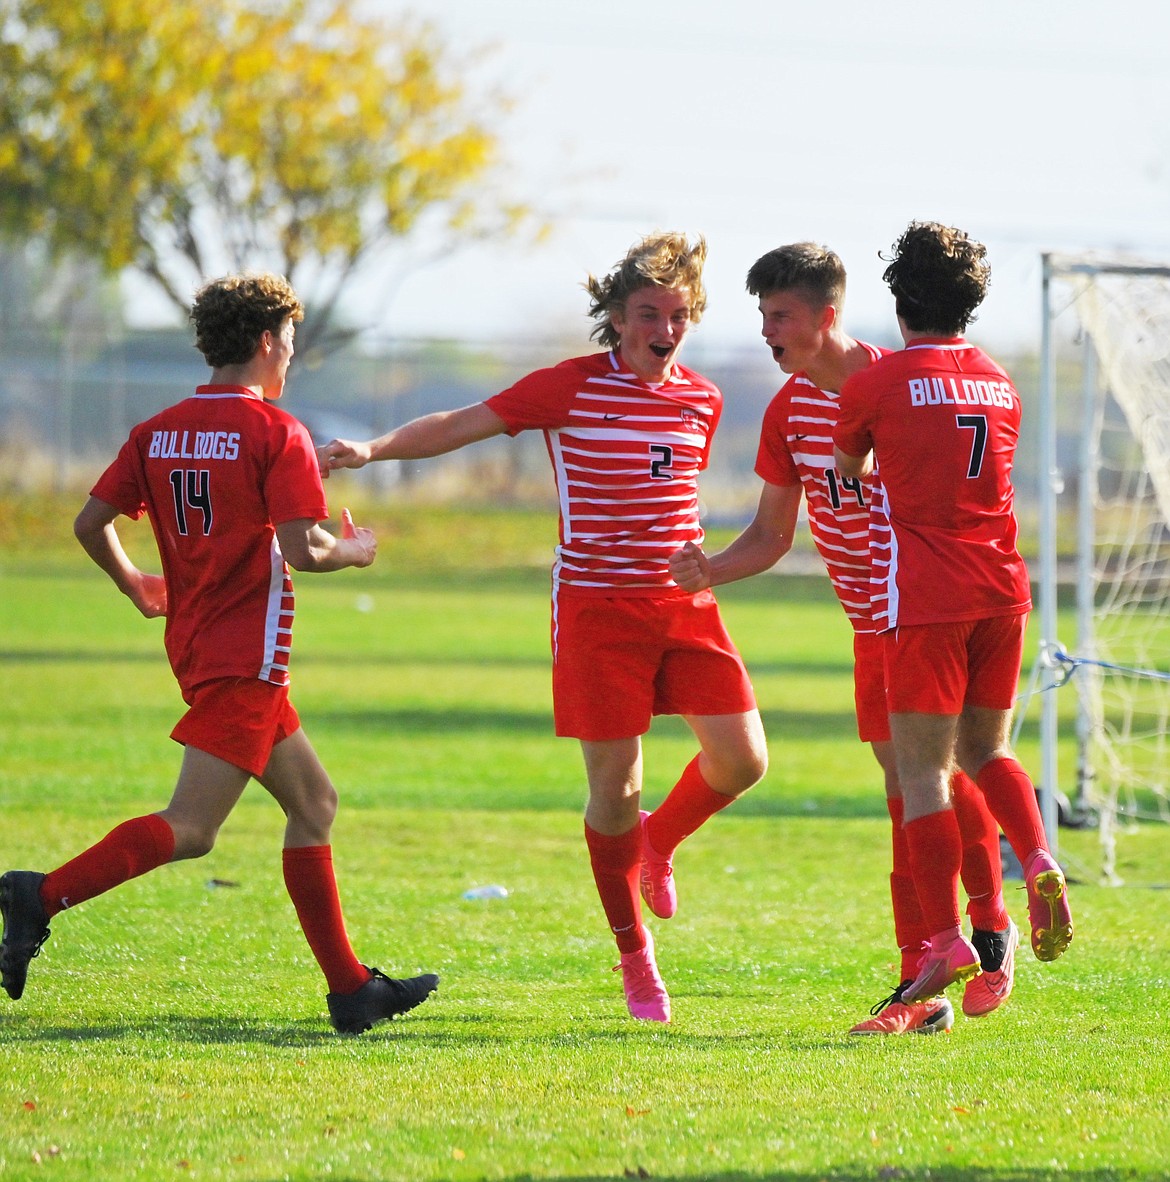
[834,222,1074,1004]
[0,274,437,1033]
[318,233,768,1022]
[669,243,1015,1034]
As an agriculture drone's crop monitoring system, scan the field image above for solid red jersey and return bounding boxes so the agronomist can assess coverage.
[754,343,888,632]
[834,338,1032,629]
[486,351,722,596]
[91,385,328,692]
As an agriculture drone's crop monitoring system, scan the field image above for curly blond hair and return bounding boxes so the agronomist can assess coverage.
[190,273,305,368]
[584,232,708,350]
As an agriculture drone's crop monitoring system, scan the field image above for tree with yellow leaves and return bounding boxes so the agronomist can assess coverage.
[0,0,524,346]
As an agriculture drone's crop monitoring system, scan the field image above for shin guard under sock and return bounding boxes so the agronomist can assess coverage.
[584,822,645,955]
[40,813,176,918]
[282,845,371,996]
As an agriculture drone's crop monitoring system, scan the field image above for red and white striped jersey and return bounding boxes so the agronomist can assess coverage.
[486,351,721,596]
[91,385,328,692]
[753,343,889,632]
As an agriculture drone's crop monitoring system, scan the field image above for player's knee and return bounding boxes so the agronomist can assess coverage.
[719,744,768,795]
[743,744,769,788]
[311,787,339,832]
[957,740,1010,779]
[289,782,338,839]
[168,822,219,861]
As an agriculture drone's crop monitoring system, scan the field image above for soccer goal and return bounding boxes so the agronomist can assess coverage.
[1030,253,1170,883]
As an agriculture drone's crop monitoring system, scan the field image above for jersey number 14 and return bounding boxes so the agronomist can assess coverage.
[168,468,214,536]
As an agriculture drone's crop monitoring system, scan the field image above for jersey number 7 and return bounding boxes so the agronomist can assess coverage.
[956,414,988,478]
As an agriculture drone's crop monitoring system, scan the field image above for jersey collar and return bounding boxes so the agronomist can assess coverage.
[608,348,683,389]
[904,335,967,348]
[195,383,265,400]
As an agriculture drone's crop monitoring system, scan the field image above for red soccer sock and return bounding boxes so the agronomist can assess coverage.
[282,845,371,996]
[887,797,929,979]
[951,770,1010,931]
[644,755,734,858]
[976,756,1049,867]
[39,813,176,918]
[904,808,964,937]
[583,822,645,955]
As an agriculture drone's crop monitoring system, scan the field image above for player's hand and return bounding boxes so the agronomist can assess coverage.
[316,438,372,476]
[341,507,377,568]
[128,571,168,618]
[669,541,711,593]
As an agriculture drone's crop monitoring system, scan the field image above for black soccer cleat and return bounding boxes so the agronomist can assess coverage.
[0,870,52,1001]
[327,966,439,1034]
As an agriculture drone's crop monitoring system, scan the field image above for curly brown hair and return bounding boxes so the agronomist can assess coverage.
[881,221,991,335]
[745,242,846,312]
[190,273,305,368]
[583,232,707,350]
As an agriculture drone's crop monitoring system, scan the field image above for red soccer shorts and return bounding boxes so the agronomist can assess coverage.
[171,677,301,777]
[551,589,757,741]
[883,612,1028,716]
[853,630,891,743]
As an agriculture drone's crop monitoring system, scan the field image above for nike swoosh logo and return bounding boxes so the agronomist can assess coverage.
[794,434,807,440]
[604,414,626,421]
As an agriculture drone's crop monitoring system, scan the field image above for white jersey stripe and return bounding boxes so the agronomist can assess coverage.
[754,343,888,632]
[259,536,291,685]
[487,350,719,594]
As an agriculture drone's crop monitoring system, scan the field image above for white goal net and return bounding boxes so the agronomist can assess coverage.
[1032,254,1170,884]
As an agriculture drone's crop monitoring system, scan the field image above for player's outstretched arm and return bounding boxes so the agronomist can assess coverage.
[317,402,508,476]
[73,496,168,618]
[670,482,801,593]
[277,508,376,574]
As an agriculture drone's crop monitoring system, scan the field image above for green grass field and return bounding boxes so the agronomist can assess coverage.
[2,503,1169,1181]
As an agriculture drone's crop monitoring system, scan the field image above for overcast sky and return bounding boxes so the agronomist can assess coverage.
[131,0,1170,356]
[357,0,1170,354]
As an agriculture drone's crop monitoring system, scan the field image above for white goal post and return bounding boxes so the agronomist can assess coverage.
[1033,253,1170,881]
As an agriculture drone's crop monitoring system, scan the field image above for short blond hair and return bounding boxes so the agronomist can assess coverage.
[584,232,708,350]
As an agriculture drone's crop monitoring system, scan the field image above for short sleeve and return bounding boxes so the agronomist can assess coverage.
[753,391,801,486]
[91,434,148,520]
[264,417,330,526]
[485,363,583,435]
[833,371,875,459]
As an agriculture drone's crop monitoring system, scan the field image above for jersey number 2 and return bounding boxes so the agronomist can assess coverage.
[169,468,213,536]
[649,444,673,480]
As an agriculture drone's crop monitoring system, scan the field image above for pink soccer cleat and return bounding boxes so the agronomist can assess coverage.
[963,919,1018,1018]
[638,810,677,920]
[1023,850,1074,961]
[902,929,982,1004]
[849,982,954,1035]
[614,927,671,1023]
